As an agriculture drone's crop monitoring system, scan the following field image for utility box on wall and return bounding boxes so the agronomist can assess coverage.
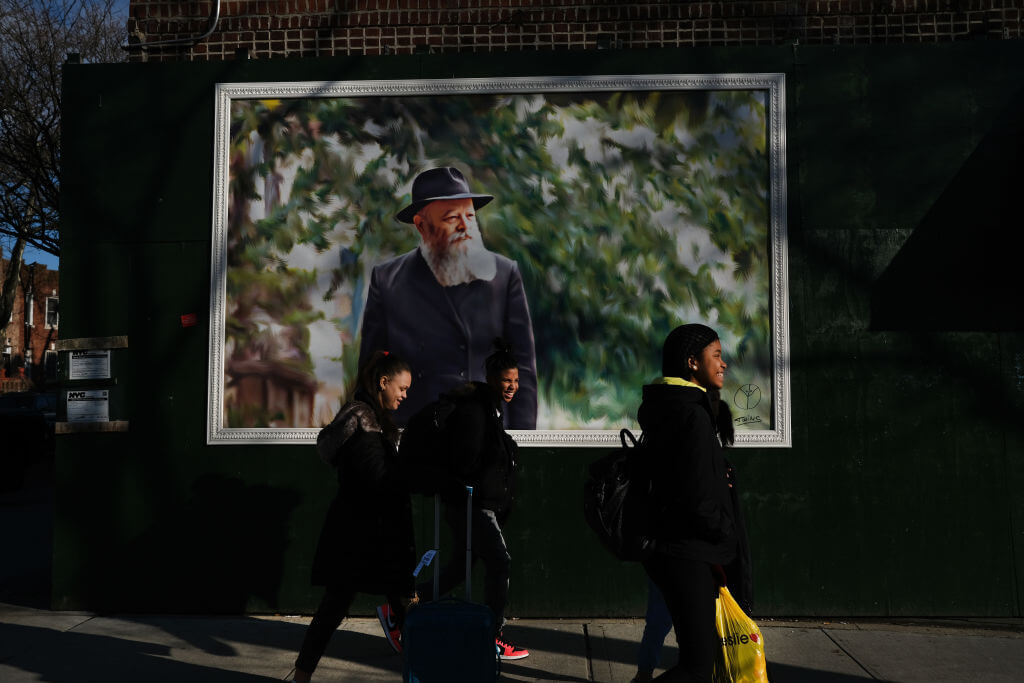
[54,336,129,433]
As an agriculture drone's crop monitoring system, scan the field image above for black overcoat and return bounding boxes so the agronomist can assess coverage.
[358,248,538,429]
[310,401,416,595]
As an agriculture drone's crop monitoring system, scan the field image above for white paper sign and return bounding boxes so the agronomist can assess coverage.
[66,390,110,423]
[69,350,111,380]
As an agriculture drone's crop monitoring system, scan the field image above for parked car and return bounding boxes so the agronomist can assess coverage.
[0,392,57,491]
[0,391,57,423]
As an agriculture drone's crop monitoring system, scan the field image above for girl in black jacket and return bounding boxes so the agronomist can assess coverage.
[637,324,737,682]
[293,351,416,682]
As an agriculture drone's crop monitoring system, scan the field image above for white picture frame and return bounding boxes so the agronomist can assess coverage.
[207,74,790,447]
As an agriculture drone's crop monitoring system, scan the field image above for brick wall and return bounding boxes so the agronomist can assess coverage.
[0,260,60,389]
[125,1,1023,61]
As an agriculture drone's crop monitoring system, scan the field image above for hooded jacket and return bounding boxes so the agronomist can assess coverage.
[638,381,737,565]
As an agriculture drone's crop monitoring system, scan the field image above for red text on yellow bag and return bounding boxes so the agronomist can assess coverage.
[713,586,768,683]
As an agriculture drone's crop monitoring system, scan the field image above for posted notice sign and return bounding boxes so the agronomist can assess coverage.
[67,390,110,423]
[69,350,111,380]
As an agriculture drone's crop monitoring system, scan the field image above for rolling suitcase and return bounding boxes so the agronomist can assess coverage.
[402,486,500,682]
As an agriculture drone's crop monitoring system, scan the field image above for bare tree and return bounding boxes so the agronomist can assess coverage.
[0,0,124,335]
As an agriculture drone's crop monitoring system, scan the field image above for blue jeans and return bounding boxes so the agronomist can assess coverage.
[637,576,674,673]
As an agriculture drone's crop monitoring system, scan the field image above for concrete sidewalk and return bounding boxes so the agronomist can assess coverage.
[2,602,1023,682]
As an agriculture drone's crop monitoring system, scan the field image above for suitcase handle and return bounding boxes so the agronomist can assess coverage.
[465,485,473,600]
[433,494,441,601]
[431,486,475,601]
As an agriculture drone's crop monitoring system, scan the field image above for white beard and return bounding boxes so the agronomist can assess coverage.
[420,234,497,287]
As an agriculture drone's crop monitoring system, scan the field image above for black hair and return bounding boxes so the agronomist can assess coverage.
[356,350,411,442]
[484,337,518,384]
[662,323,719,380]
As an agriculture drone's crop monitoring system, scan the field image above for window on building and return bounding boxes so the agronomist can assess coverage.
[46,296,58,328]
[26,293,33,327]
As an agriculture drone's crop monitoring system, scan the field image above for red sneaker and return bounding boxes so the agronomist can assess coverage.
[376,603,402,654]
[495,633,529,660]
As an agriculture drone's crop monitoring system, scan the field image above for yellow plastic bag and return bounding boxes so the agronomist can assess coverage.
[713,586,768,683]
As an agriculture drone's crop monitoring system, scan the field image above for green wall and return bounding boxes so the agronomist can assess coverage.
[56,42,1024,617]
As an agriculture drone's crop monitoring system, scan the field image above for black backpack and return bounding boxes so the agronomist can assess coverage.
[583,428,655,562]
[398,395,460,495]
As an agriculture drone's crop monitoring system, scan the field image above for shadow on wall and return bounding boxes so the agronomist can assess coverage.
[87,473,301,613]
[871,85,1024,332]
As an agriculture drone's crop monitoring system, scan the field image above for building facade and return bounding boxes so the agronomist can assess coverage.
[1,259,59,391]
[124,0,1022,62]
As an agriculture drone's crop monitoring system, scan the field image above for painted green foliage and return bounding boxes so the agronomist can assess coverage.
[226,88,771,428]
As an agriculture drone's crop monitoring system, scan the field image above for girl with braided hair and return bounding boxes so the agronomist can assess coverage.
[394,337,531,661]
[635,324,742,681]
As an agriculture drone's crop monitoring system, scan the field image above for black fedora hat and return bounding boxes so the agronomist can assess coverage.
[396,167,494,223]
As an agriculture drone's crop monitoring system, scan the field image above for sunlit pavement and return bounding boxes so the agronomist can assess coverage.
[2,485,1023,681]
[1,604,1023,682]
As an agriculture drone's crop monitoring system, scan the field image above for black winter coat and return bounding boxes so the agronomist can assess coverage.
[443,382,517,518]
[637,383,737,565]
[311,401,417,595]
